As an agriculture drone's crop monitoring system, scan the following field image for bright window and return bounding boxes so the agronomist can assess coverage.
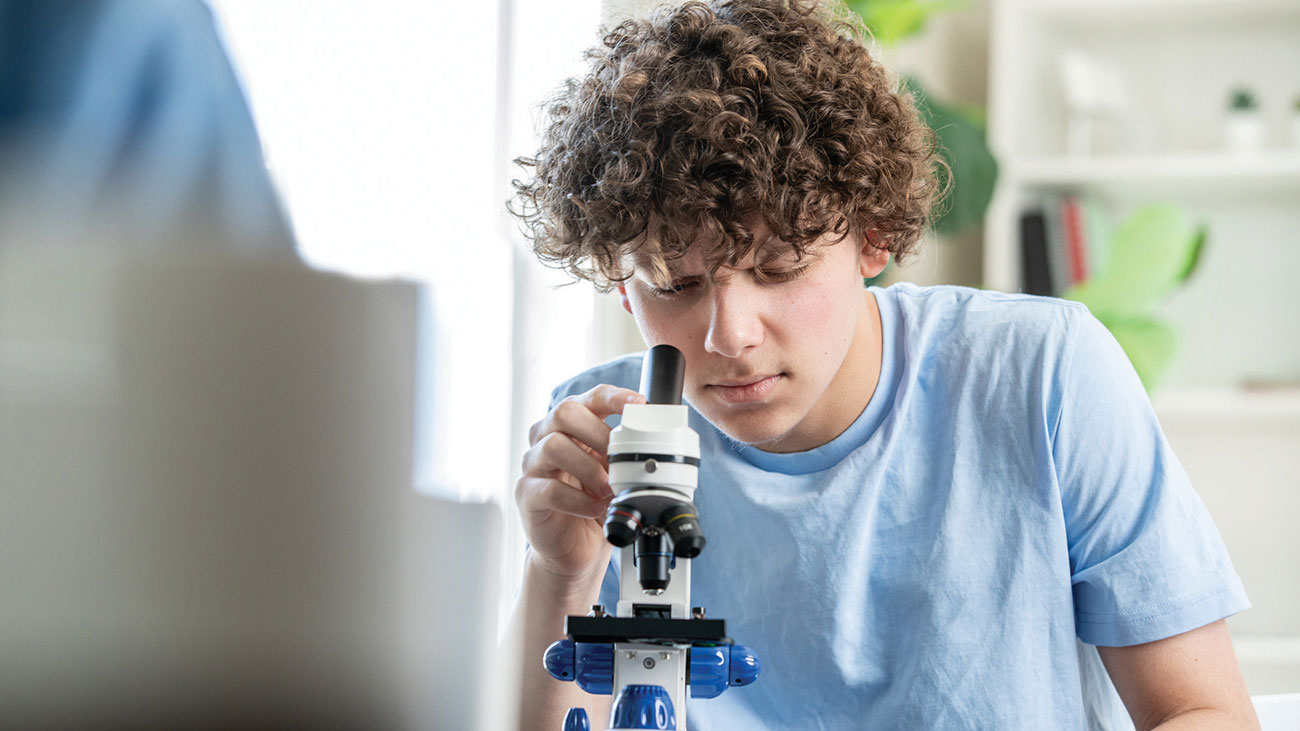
[212,0,514,502]
[210,0,607,551]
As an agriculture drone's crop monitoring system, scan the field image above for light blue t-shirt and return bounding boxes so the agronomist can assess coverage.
[549,283,1248,730]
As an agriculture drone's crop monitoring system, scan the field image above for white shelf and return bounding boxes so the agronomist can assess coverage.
[1236,635,1300,665]
[1153,386,1300,425]
[1235,635,1300,697]
[1012,152,1300,195]
[1010,0,1300,30]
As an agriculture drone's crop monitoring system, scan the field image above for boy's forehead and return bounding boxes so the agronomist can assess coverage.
[629,231,804,275]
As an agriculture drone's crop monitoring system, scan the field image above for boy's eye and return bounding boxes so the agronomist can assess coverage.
[649,278,700,298]
[757,264,809,284]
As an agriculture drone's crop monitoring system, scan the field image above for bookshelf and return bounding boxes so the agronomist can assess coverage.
[985,0,1300,393]
[985,0,1300,694]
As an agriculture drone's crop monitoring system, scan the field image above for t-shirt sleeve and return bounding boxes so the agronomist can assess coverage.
[597,560,621,612]
[1052,309,1249,647]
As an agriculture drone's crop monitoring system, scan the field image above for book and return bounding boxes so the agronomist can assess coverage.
[1061,195,1089,285]
[1019,209,1054,296]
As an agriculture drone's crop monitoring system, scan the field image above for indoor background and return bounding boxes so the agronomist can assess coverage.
[2,0,1296,726]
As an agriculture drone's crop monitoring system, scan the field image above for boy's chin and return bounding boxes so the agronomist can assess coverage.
[707,411,798,452]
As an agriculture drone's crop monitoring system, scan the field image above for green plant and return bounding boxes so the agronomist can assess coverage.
[865,76,998,288]
[1292,94,1300,113]
[1062,203,1208,391]
[845,0,998,288]
[903,76,997,237]
[843,0,966,46]
[1227,86,1259,111]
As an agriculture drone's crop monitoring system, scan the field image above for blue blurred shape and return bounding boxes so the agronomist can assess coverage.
[0,0,293,252]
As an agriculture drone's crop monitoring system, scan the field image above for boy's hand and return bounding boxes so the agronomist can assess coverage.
[517,384,645,591]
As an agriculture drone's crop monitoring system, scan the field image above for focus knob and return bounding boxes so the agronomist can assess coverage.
[564,707,590,731]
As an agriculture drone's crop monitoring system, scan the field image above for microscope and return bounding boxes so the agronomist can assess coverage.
[543,345,760,730]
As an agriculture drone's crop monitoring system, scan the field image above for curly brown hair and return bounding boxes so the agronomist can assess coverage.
[509,0,947,291]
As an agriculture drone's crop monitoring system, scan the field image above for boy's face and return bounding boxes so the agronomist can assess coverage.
[618,224,889,453]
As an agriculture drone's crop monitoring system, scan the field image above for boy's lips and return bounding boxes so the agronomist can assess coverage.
[707,374,782,403]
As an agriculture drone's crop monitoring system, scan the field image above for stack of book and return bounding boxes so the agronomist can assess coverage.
[1018,193,1112,297]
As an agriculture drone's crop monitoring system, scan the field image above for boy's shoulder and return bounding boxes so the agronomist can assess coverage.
[882,281,1089,321]
[878,283,1111,400]
[880,281,1094,351]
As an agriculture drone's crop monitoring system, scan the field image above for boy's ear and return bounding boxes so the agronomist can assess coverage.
[617,285,632,314]
[858,230,890,278]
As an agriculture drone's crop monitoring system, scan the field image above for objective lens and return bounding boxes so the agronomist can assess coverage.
[663,502,705,559]
[604,504,642,548]
[636,530,672,594]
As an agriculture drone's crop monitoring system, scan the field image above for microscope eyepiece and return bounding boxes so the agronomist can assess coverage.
[639,344,685,405]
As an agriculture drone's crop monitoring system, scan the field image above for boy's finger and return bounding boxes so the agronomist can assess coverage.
[522,432,611,499]
[531,384,645,456]
[519,476,609,520]
[543,397,619,459]
[576,383,645,420]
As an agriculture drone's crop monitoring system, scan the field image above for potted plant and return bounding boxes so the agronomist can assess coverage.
[1063,203,1208,392]
[1224,85,1265,153]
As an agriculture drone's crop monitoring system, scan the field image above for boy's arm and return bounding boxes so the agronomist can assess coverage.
[509,384,642,730]
[505,553,613,731]
[1097,619,1259,730]
[1051,312,1254,727]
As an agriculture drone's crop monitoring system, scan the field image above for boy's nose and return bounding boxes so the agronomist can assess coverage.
[704,283,763,358]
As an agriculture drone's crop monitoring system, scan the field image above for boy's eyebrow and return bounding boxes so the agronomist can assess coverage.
[755,240,810,268]
[631,232,815,283]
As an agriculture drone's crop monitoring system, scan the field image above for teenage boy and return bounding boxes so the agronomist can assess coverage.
[507,1,1257,728]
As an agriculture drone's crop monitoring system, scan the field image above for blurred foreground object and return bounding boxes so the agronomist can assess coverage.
[0,0,293,253]
[0,251,504,730]
[0,6,512,726]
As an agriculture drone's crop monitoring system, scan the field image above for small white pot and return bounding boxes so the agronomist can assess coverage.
[1224,111,1266,153]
